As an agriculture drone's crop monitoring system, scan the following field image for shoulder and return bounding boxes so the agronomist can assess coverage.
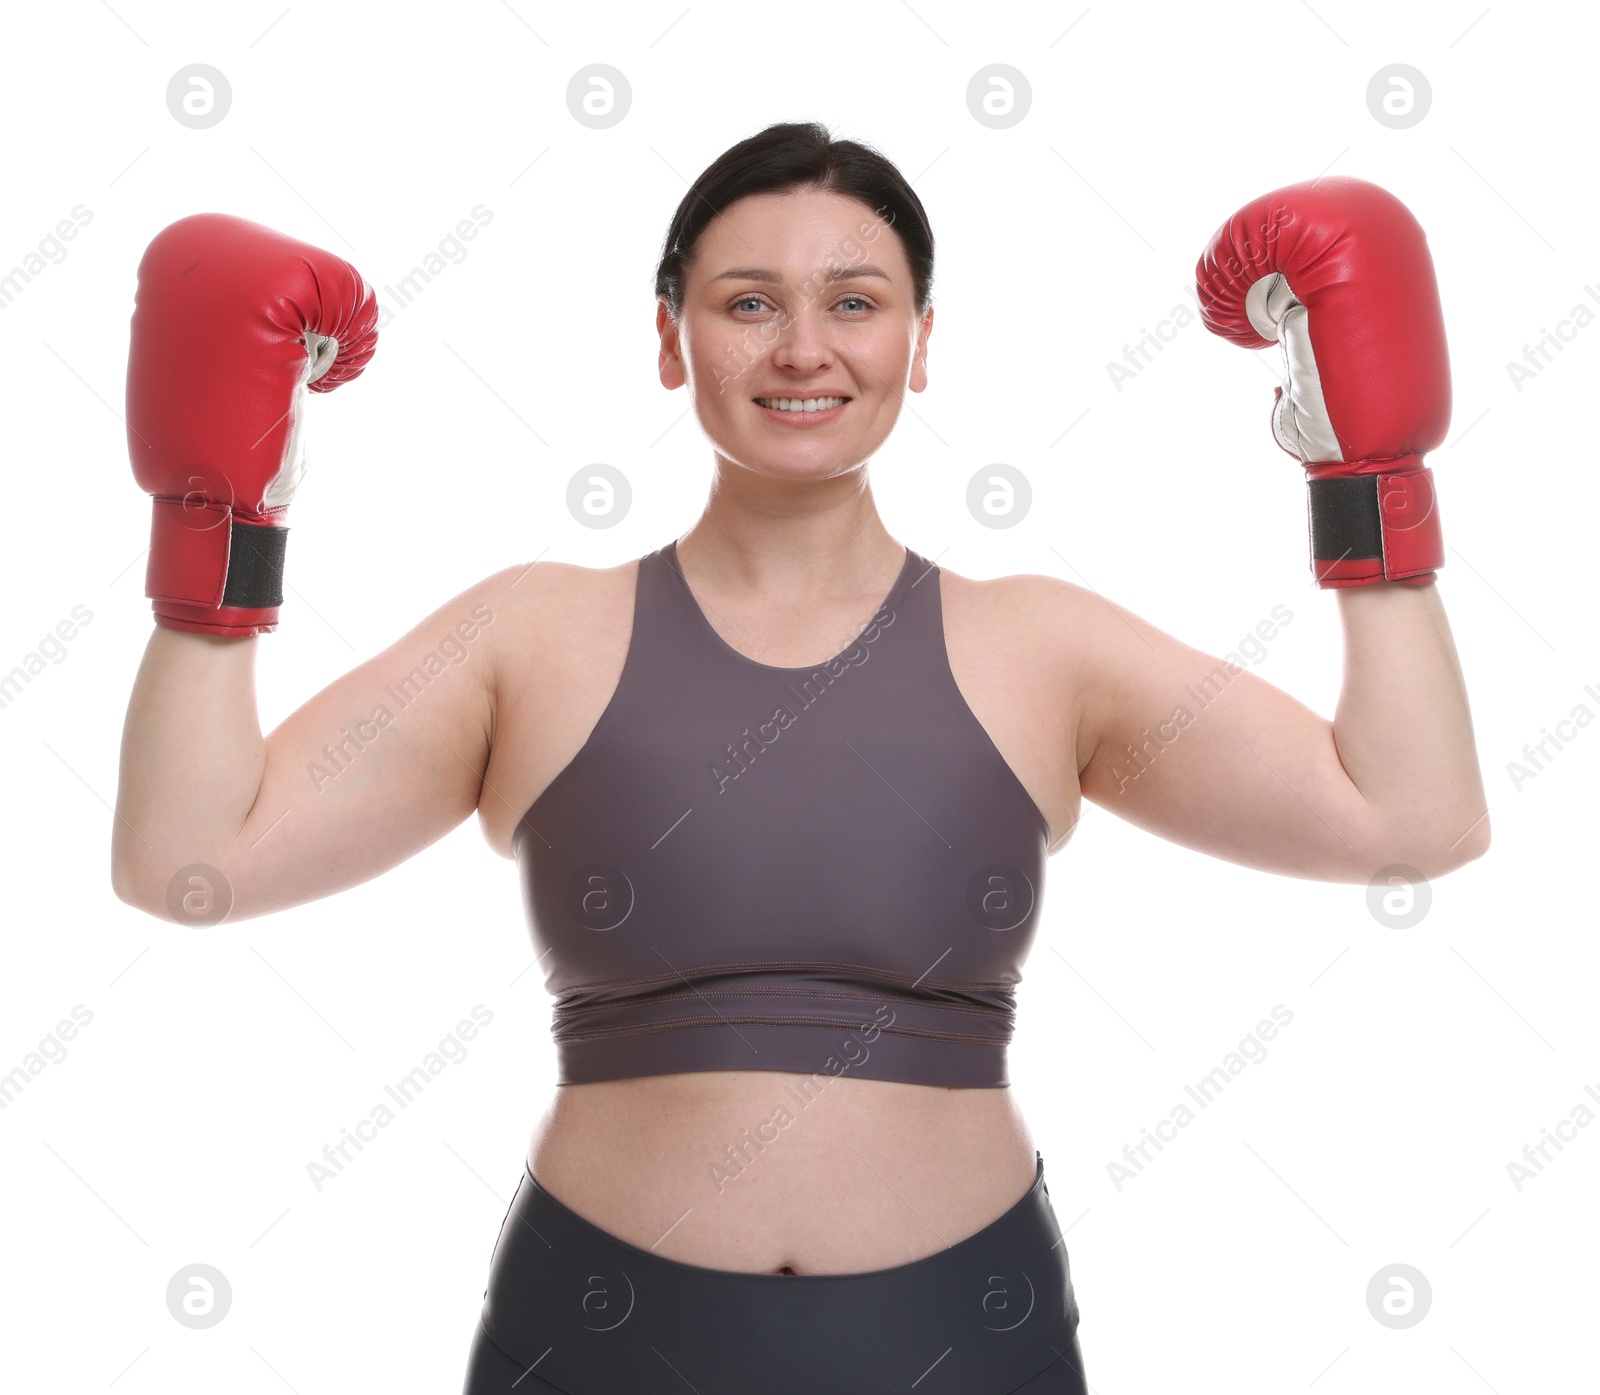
[471,552,640,631]
[935,560,1110,655]
[935,561,1135,770]
[468,552,643,687]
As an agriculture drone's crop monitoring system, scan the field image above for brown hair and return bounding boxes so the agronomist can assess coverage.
[654,121,935,321]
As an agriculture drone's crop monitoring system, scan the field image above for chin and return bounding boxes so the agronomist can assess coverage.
[719,444,868,481]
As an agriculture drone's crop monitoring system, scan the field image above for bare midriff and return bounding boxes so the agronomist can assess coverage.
[525,1070,1038,1276]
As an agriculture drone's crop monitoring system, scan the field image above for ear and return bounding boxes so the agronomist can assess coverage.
[657,296,686,390]
[908,303,934,393]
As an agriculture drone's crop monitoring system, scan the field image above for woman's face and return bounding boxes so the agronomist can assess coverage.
[657,187,932,482]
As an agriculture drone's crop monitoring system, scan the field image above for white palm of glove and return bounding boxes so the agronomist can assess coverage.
[1243,273,1343,465]
[262,329,340,510]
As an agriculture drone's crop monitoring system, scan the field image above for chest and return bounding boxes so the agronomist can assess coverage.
[480,562,1081,861]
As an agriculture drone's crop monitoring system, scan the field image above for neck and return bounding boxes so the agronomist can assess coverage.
[676,460,901,599]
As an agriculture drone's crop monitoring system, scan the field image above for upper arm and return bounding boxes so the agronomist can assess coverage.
[1067,585,1388,882]
[208,566,523,920]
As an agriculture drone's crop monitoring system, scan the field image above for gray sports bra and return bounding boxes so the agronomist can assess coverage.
[513,539,1051,1087]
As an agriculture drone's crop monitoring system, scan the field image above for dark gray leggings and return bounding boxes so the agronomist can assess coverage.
[462,1316,1090,1392]
[461,1152,1089,1395]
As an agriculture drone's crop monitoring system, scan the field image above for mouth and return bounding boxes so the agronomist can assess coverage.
[752,394,851,425]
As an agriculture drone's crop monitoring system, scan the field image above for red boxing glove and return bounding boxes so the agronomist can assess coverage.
[126,213,379,635]
[1194,177,1449,588]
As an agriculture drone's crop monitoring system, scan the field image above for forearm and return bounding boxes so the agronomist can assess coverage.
[111,626,265,907]
[1331,580,1490,869]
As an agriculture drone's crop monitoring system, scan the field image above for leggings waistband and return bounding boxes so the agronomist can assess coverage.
[478,1150,1082,1395]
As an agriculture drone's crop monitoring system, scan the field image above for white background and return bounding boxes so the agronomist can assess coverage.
[0,0,1593,1389]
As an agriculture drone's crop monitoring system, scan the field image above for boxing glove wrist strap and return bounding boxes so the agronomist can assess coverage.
[146,497,287,612]
[217,520,287,609]
[1304,463,1443,588]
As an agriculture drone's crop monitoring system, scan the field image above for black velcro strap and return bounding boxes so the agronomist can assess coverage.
[221,523,288,609]
[1307,476,1382,561]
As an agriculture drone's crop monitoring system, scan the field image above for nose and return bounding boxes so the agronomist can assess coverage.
[768,303,834,375]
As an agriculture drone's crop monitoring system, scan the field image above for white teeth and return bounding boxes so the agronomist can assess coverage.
[756,396,847,413]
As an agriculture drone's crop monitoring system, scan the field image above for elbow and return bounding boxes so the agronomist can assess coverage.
[1453,815,1493,869]
[110,852,189,924]
[113,852,251,925]
[1369,810,1491,882]
[110,859,164,921]
[110,848,145,911]
[110,821,158,917]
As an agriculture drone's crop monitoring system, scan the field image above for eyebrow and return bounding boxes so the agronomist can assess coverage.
[708,263,895,285]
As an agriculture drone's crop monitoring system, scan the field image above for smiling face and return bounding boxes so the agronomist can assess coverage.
[657,187,933,482]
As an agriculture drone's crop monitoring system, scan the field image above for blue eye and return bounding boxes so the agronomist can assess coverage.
[730,295,873,316]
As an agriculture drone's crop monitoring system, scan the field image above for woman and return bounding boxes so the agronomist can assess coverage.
[113,122,1489,1393]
